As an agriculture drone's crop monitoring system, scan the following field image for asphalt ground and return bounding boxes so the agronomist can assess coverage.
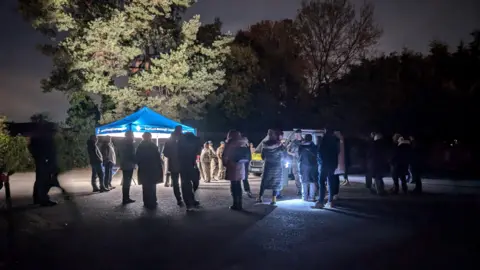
[1,170,479,270]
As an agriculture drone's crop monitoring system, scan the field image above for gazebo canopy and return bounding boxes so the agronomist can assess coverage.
[95,107,196,139]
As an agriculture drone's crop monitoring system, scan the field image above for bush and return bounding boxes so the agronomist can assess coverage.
[0,117,30,175]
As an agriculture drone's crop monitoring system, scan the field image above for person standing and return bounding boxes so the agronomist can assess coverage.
[287,129,303,196]
[200,142,214,183]
[120,131,136,204]
[367,132,388,195]
[332,131,346,199]
[87,135,108,192]
[391,136,412,194]
[136,132,163,209]
[256,129,286,205]
[209,142,218,180]
[314,128,339,209]
[298,134,318,201]
[365,132,376,189]
[100,136,116,189]
[163,126,184,206]
[409,136,422,194]
[242,138,254,198]
[216,141,225,180]
[222,130,250,211]
[178,132,202,211]
[29,124,57,206]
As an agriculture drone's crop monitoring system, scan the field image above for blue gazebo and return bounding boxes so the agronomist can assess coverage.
[95,107,196,141]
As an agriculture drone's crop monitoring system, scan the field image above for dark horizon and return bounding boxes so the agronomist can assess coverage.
[0,0,479,122]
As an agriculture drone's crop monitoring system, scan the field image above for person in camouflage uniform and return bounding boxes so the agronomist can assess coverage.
[287,129,303,196]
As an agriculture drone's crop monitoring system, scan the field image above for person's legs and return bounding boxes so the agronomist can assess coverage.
[301,182,309,200]
[180,169,195,209]
[210,161,217,180]
[308,182,316,201]
[217,159,224,180]
[243,163,252,193]
[400,173,408,194]
[256,178,266,202]
[374,175,385,195]
[333,174,340,196]
[122,169,134,203]
[293,161,301,195]
[326,171,335,204]
[391,167,400,194]
[230,181,242,210]
[365,171,372,189]
[142,183,157,208]
[171,172,183,204]
[201,162,211,182]
[93,163,107,191]
[91,166,100,191]
[33,163,50,204]
[104,162,113,188]
[316,171,327,207]
[412,168,422,193]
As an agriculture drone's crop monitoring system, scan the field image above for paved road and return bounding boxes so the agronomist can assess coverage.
[1,170,479,270]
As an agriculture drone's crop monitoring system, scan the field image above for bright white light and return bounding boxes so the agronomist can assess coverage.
[275,199,321,212]
[97,132,171,139]
[284,162,290,168]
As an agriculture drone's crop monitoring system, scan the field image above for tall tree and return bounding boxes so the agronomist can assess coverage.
[19,0,231,122]
[295,0,382,95]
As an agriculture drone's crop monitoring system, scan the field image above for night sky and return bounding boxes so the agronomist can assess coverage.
[0,0,479,122]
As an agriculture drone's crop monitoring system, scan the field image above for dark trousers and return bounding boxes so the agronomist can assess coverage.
[365,171,372,189]
[122,169,134,200]
[180,168,196,207]
[332,175,340,195]
[91,163,105,189]
[392,166,408,193]
[319,168,336,203]
[103,162,113,187]
[243,164,251,192]
[33,162,50,203]
[168,172,182,202]
[230,181,243,197]
[142,183,157,207]
[192,167,200,192]
[411,167,422,192]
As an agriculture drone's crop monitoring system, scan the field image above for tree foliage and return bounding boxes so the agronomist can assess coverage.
[0,117,30,175]
[19,0,231,122]
[295,0,382,94]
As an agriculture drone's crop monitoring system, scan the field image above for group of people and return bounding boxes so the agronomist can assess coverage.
[366,132,422,196]
[87,126,202,210]
[27,122,422,211]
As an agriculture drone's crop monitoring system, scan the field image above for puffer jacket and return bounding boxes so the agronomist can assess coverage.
[222,137,249,181]
[260,140,286,191]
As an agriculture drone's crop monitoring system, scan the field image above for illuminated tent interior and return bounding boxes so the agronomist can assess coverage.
[95,107,196,141]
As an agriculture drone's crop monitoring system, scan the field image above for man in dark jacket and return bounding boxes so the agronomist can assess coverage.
[314,129,339,208]
[163,126,183,206]
[136,132,163,209]
[367,133,388,195]
[391,136,412,194]
[178,132,202,211]
[87,135,108,192]
[120,131,136,204]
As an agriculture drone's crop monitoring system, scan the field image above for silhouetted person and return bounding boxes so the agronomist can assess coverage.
[365,132,376,189]
[29,124,58,206]
[216,141,225,180]
[367,133,388,195]
[315,128,339,209]
[178,132,202,211]
[100,136,116,189]
[391,136,412,194]
[409,136,422,194]
[163,125,183,206]
[87,135,108,192]
[120,131,136,204]
[223,130,250,210]
[287,129,303,196]
[136,132,163,209]
[256,129,286,205]
[298,134,318,201]
[242,138,253,198]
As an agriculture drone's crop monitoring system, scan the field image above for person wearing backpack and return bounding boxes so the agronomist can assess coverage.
[298,134,318,201]
[222,130,250,211]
